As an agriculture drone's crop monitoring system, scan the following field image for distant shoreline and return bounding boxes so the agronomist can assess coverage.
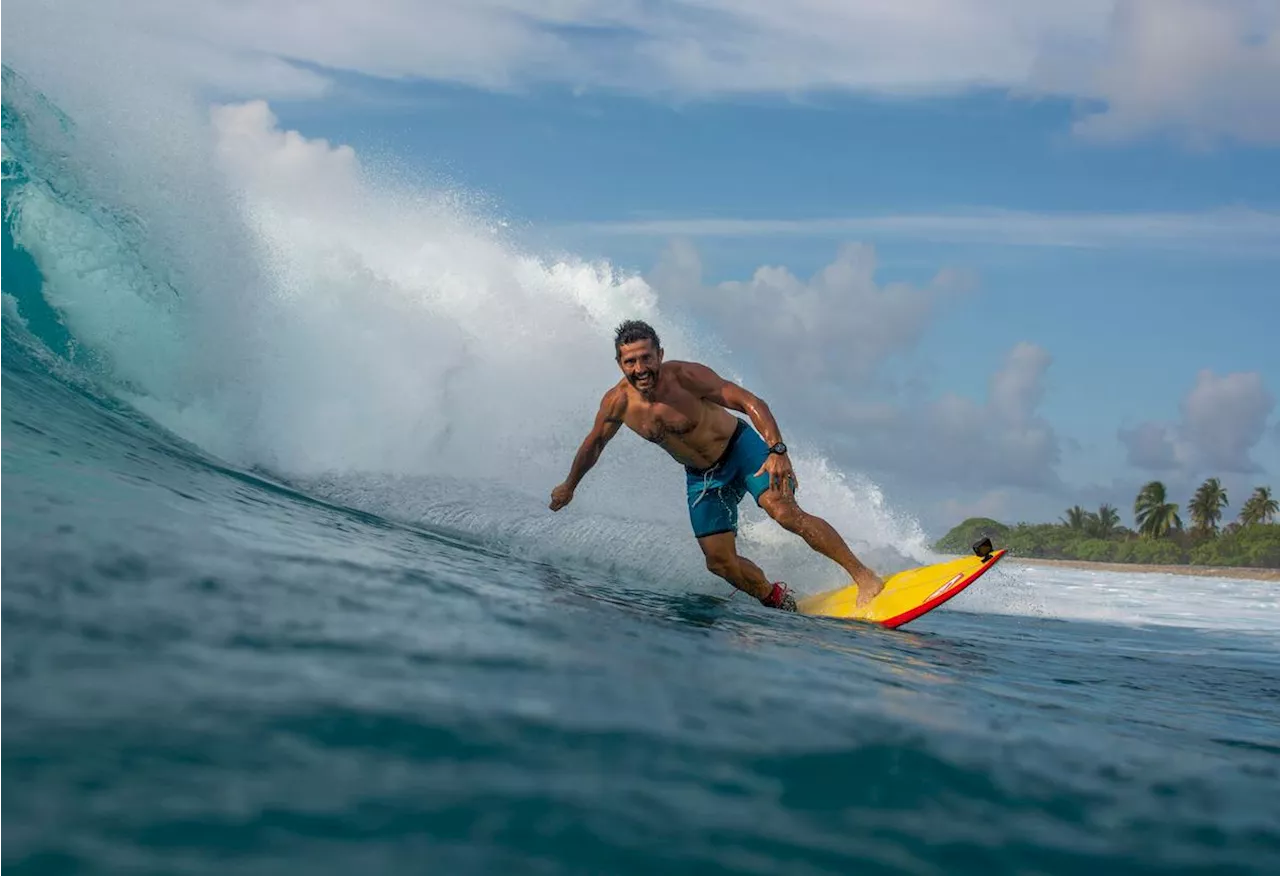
[1002,555,1280,582]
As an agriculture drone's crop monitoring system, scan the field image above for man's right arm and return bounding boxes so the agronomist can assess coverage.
[550,387,625,510]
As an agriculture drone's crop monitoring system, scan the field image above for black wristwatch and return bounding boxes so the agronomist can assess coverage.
[769,442,787,455]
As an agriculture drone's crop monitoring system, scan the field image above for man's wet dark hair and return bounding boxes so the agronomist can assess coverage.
[614,319,660,359]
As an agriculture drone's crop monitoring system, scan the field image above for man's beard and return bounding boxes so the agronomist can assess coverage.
[629,367,658,392]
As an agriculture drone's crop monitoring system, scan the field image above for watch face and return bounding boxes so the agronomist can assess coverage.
[772,442,787,454]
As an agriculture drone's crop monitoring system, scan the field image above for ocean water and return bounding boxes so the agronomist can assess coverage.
[4,57,1280,876]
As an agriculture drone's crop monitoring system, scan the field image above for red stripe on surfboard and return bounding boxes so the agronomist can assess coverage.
[879,549,1007,629]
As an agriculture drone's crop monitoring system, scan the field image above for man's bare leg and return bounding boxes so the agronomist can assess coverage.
[696,533,793,609]
[759,491,884,608]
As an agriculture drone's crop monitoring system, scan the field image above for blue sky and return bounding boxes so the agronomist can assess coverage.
[12,0,1277,535]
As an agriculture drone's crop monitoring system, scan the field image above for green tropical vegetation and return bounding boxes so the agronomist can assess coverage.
[935,480,1280,569]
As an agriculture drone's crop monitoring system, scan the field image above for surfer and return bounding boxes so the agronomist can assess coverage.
[549,319,884,612]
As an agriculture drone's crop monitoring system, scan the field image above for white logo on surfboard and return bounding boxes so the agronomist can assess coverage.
[927,573,965,602]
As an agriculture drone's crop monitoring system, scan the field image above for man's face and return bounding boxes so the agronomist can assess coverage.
[617,339,662,394]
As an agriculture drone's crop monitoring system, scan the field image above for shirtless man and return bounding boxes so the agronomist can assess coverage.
[549,319,884,612]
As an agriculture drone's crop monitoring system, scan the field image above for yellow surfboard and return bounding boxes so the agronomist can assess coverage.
[797,538,1006,629]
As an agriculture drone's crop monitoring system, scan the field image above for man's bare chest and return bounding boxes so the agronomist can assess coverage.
[624,395,703,444]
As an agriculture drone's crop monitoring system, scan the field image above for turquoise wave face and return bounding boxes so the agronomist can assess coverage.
[3,64,180,395]
[4,74,73,361]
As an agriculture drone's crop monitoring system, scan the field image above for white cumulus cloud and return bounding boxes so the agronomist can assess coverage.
[880,342,1062,491]
[649,238,971,393]
[1068,0,1280,146]
[1119,369,1276,474]
[5,0,1278,145]
[817,342,1066,534]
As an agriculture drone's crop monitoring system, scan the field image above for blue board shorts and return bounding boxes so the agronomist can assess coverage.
[685,418,775,538]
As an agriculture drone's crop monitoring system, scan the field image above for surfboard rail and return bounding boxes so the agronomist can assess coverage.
[879,548,1006,628]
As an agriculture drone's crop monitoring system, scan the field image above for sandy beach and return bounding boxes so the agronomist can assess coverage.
[1006,556,1280,582]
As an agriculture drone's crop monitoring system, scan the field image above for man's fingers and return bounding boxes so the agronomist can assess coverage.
[780,469,795,495]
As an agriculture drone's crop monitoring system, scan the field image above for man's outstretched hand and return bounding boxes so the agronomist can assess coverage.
[754,452,797,496]
[549,482,575,511]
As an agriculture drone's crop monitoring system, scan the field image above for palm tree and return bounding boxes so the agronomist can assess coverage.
[1239,486,1278,526]
[1188,477,1229,535]
[1092,503,1121,539]
[1060,505,1090,531]
[1134,480,1182,538]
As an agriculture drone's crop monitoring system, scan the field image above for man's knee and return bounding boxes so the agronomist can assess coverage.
[766,499,806,532]
[705,552,737,579]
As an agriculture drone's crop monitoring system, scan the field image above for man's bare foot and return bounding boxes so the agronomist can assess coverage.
[854,569,884,609]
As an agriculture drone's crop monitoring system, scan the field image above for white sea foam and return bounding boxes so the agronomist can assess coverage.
[3,58,934,590]
[943,559,1280,642]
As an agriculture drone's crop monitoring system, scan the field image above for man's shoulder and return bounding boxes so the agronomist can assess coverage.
[666,360,722,387]
[600,381,630,415]
[663,359,708,379]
